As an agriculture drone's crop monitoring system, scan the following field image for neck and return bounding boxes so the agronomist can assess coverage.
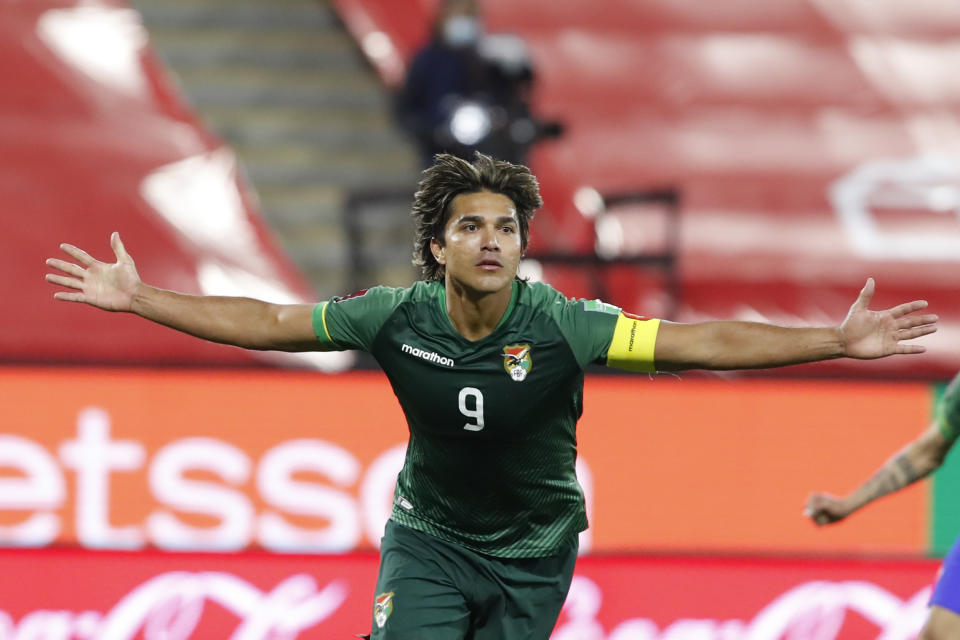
[443,279,514,341]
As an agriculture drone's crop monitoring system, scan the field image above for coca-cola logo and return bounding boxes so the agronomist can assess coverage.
[0,565,936,639]
[0,572,348,640]
[553,576,932,640]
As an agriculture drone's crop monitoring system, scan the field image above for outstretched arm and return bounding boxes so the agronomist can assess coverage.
[46,232,331,352]
[805,423,951,525]
[807,371,960,525]
[652,279,936,371]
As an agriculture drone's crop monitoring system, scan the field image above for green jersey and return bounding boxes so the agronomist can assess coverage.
[313,279,659,558]
[937,371,960,443]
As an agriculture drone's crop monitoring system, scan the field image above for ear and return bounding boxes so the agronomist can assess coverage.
[430,237,446,265]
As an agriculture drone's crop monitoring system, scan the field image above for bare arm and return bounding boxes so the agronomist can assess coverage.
[806,424,952,525]
[652,279,937,371]
[46,232,334,352]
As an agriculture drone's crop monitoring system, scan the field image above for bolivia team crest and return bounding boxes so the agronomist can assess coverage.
[501,343,532,381]
[374,592,395,629]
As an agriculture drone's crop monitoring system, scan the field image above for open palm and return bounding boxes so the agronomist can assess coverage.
[45,232,141,312]
[839,278,937,359]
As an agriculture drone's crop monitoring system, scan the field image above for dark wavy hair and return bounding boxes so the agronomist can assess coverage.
[411,152,542,281]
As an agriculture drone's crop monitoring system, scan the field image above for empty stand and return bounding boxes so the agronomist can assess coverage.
[130,0,421,296]
[4,0,349,369]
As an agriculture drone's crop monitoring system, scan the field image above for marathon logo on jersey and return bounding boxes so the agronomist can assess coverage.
[501,343,532,381]
[374,592,395,629]
[401,343,455,367]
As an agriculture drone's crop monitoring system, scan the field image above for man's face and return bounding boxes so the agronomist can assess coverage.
[431,190,522,295]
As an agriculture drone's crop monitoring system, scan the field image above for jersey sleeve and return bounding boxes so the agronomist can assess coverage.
[311,286,405,352]
[936,372,960,443]
[546,287,660,372]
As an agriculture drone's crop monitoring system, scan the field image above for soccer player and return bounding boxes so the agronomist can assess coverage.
[806,372,960,640]
[47,153,937,640]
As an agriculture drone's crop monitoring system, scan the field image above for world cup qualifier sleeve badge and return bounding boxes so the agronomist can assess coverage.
[501,343,532,381]
[374,592,395,629]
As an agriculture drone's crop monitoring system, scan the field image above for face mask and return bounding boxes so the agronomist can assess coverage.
[443,16,480,48]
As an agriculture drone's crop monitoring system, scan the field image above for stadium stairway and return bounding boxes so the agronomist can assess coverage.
[129,0,421,296]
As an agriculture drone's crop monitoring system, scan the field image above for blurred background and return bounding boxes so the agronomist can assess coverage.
[3,0,960,637]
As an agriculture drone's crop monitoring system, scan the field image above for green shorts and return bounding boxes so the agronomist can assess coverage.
[368,520,578,640]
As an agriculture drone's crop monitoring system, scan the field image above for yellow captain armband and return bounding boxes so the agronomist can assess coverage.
[606,313,661,373]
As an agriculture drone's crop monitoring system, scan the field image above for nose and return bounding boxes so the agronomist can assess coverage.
[481,225,500,250]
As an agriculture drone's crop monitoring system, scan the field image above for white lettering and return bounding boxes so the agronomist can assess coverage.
[256,440,360,552]
[1,408,596,553]
[401,343,454,367]
[15,610,73,640]
[555,576,931,640]
[0,435,64,546]
[0,612,11,639]
[0,572,348,639]
[58,408,145,549]
[147,438,253,551]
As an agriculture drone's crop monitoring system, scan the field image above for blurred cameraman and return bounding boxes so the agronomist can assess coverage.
[395,0,563,167]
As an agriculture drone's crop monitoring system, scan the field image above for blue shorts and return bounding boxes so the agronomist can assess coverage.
[931,537,960,614]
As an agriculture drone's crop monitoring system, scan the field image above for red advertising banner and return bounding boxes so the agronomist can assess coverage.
[556,555,938,640]
[0,368,932,555]
[0,548,940,639]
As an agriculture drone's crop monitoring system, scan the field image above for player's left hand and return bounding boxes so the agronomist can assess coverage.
[838,278,937,359]
[804,492,851,526]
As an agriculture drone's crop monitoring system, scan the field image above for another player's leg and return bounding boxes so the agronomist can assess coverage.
[921,537,960,640]
[919,606,960,640]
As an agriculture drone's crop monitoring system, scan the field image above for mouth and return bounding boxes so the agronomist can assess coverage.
[476,258,502,271]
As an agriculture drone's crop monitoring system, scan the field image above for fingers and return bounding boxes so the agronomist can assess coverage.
[898,324,938,340]
[53,291,86,303]
[111,231,131,262]
[45,258,85,278]
[45,273,83,290]
[896,313,938,329]
[887,299,929,318]
[849,277,875,312]
[811,511,833,526]
[895,344,927,354]
[803,505,830,526]
[59,243,97,267]
[804,493,837,526]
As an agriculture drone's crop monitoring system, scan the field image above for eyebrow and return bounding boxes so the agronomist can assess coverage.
[454,215,518,226]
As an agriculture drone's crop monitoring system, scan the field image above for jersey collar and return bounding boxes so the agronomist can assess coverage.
[437,280,520,341]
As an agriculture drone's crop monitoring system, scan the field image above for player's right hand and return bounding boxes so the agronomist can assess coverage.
[45,231,141,312]
[804,492,850,526]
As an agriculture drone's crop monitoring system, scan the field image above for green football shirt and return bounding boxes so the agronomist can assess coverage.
[937,371,960,443]
[312,279,659,558]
